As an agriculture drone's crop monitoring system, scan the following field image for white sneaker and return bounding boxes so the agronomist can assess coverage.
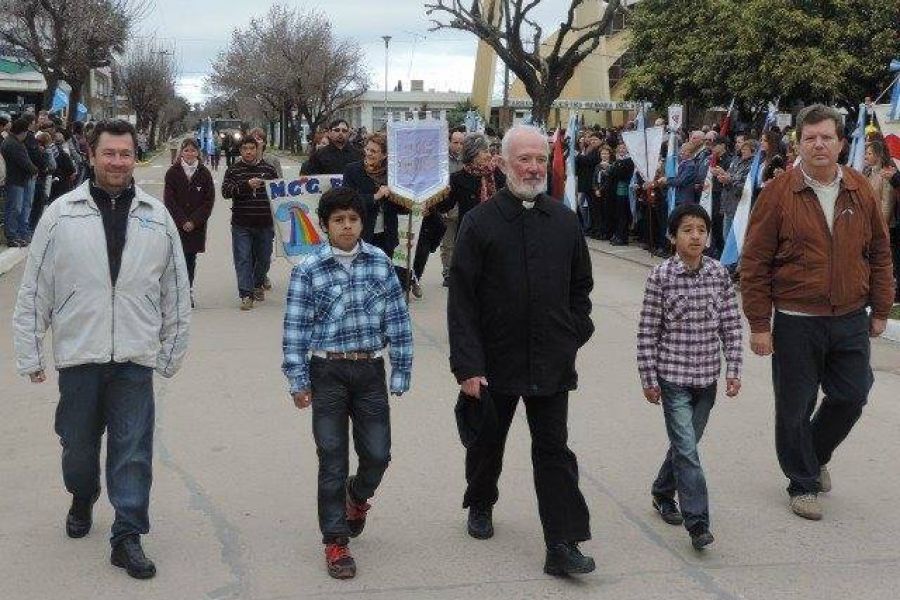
[789,494,823,520]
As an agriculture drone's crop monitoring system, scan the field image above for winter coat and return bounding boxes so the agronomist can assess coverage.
[342,160,409,255]
[301,143,363,176]
[13,181,191,377]
[436,167,507,234]
[668,158,698,206]
[575,149,600,193]
[1,135,37,186]
[164,162,216,253]
[720,156,752,218]
[448,188,594,397]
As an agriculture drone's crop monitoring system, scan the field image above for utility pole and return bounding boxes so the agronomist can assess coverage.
[382,36,392,130]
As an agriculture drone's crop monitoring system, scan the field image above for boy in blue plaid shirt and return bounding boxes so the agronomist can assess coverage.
[282,187,413,579]
[637,204,743,551]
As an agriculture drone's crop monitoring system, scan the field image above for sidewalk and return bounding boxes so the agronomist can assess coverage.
[0,245,26,278]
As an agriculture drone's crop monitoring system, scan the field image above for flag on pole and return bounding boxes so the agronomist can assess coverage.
[698,153,717,219]
[889,59,900,121]
[551,129,566,200]
[846,103,868,172]
[564,113,579,212]
[628,104,646,219]
[665,126,678,215]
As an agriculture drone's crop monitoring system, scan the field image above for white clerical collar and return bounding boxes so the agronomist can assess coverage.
[522,200,535,210]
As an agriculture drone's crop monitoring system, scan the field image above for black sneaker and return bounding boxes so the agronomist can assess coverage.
[652,495,684,525]
[110,535,157,579]
[467,504,494,539]
[66,489,100,538]
[688,524,714,550]
[544,542,596,576]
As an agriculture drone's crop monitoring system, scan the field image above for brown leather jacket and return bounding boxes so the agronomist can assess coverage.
[741,166,894,333]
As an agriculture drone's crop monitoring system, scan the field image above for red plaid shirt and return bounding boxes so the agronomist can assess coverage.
[637,256,743,389]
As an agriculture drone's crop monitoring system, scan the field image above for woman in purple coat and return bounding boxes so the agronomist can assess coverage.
[164,138,216,304]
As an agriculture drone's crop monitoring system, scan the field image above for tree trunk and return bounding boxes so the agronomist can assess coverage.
[67,80,85,123]
[42,74,60,112]
[531,94,551,128]
[148,117,158,150]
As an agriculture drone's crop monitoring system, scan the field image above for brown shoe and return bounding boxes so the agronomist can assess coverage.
[790,494,823,520]
[253,287,265,302]
[240,297,254,311]
[325,542,356,579]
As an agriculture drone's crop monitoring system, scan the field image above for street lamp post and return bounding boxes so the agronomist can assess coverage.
[382,35,392,129]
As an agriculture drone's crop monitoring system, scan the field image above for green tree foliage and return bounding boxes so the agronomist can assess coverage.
[446,99,482,130]
[625,0,900,110]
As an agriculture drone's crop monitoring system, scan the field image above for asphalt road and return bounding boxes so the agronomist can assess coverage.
[1,150,899,600]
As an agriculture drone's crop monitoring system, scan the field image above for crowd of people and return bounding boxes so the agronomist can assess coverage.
[0,110,93,248]
[8,102,898,584]
[567,114,900,300]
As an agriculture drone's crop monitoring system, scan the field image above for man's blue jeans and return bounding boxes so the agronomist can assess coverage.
[651,379,716,530]
[55,362,155,546]
[4,183,25,241]
[310,357,391,544]
[19,177,35,239]
[231,225,274,298]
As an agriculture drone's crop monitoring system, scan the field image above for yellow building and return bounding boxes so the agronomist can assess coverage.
[473,0,639,128]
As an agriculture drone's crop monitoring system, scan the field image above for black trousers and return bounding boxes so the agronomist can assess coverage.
[587,193,603,235]
[771,310,873,496]
[184,252,197,286]
[463,391,591,545]
[613,194,631,242]
[599,196,616,238]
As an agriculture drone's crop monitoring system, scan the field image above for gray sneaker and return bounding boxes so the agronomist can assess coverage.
[819,465,831,493]
[789,493,823,520]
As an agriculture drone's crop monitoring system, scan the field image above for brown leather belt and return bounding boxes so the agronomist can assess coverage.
[320,351,381,361]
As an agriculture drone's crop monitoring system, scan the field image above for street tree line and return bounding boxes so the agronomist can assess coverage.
[624,0,900,121]
[208,4,368,151]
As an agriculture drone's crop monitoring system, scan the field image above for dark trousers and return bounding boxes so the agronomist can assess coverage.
[587,193,603,235]
[652,380,716,530]
[772,310,873,496]
[55,362,155,546]
[310,357,391,544]
[184,252,197,287]
[614,194,631,242]
[463,391,591,545]
[599,196,615,238]
[231,225,274,298]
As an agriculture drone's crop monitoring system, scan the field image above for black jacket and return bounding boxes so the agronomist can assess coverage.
[301,143,363,175]
[24,131,47,173]
[437,167,507,233]
[0,135,37,186]
[448,189,594,396]
[341,160,409,255]
[575,149,600,194]
[221,159,279,228]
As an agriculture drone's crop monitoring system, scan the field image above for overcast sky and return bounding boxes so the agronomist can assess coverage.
[135,0,568,105]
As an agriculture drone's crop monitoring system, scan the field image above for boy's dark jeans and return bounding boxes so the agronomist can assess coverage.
[772,310,872,496]
[652,379,716,531]
[55,362,155,547]
[310,357,391,544]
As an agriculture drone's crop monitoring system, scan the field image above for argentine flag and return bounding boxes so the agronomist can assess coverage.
[564,113,579,212]
[629,105,646,220]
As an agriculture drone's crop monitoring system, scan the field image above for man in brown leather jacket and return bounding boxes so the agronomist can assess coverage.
[741,104,894,521]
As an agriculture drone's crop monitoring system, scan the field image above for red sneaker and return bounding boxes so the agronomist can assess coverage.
[346,479,371,538]
[325,543,356,579]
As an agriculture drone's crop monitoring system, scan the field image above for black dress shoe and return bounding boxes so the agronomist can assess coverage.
[111,535,157,579]
[467,504,494,539]
[66,490,100,538]
[688,524,714,550]
[652,495,684,526]
[544,542,596,576]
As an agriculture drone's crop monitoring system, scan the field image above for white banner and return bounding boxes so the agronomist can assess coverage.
[621,126,664,182]
[668,105,683,132]
[266,175,343,264]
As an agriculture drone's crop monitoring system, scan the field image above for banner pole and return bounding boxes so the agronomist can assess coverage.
[405,210,413,303]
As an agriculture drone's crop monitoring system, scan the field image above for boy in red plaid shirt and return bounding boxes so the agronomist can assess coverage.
[637,203,743,550]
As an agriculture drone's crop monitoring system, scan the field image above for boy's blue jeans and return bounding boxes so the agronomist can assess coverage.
[231,225,274,298]
[651,379,716,531]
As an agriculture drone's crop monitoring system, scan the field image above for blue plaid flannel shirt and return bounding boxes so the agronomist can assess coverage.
[282,241,413,395]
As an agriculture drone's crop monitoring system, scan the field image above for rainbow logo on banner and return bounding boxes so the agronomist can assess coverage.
[275,202,322,256]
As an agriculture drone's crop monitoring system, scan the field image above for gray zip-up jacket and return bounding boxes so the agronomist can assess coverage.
[13,181,191,377]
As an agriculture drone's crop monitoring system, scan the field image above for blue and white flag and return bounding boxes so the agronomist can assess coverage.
[628,104,646,220]
[665,127,678,216]
[846,103,868,172]
[721,144,763,266]
[889,59,900,121]
[564,112,579,212]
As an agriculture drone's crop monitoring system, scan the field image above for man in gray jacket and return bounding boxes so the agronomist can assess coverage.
[13,119,191,580]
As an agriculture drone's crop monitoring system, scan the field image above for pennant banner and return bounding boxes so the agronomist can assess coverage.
[564,113,580,212]
[267,175,343,264]
[621,126,664,182]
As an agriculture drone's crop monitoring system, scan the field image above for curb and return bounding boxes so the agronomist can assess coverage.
[884,319,900,343]
[0,246,26,277]
[585,238,661,270]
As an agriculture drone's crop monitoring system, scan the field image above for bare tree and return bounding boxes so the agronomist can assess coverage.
[0,0,149,114]
[425,0,623,125]
[116,38,177,147]
[209,4,368,150]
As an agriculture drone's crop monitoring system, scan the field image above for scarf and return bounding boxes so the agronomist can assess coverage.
[364,159,387,186]
[181,159,198,180]
[464,163,497,203]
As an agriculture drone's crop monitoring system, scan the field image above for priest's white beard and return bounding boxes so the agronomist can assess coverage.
[507,171,546,201]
